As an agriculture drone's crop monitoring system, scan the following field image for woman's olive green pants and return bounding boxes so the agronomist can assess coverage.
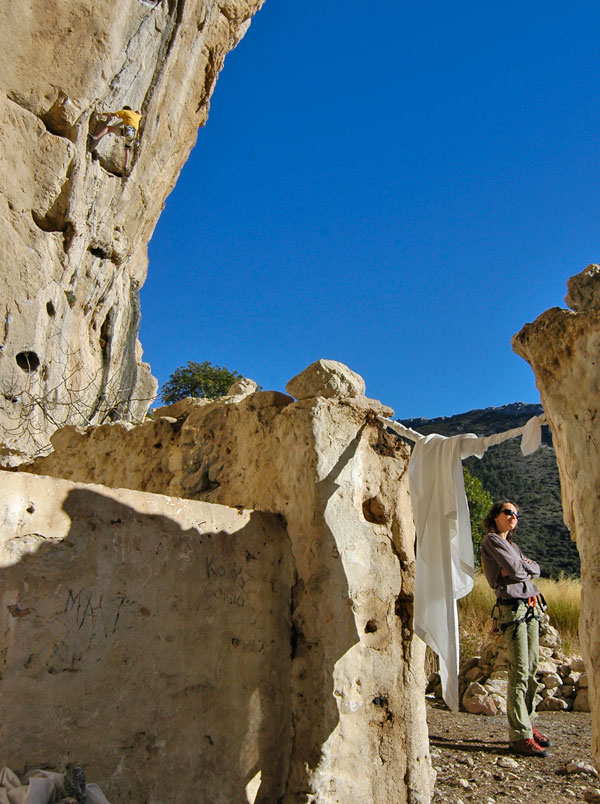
[497,601,540,742]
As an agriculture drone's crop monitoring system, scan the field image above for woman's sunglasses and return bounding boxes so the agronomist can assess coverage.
[501,509,520,518]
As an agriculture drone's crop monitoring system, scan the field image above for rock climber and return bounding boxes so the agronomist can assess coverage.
[89,106,142,172]
[480,500,551,758]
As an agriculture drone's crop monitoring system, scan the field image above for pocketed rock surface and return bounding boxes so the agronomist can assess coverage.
[427,699,597,804]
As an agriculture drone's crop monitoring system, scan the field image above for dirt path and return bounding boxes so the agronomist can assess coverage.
[427,700,598,803]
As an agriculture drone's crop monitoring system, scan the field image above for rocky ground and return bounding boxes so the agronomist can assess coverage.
[427,699,599,804]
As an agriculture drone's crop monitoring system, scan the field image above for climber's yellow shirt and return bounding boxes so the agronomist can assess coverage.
[115,109,142,131]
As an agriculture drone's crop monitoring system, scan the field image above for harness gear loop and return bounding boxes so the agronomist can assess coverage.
[491,595,544,640]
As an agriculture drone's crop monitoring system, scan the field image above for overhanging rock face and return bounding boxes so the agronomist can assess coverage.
[513,264,600,767]
[24,373,435,803]
[0,470,293,803]
[0,0,264,463]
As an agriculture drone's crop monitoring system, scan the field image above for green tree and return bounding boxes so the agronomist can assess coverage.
[161,361,242,403]
[464,466,494,564]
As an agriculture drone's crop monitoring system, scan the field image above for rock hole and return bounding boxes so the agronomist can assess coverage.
[26,503,35,514]
[89,244,110,260]
[198,470,221,493]
[290,623,299,659]
[46,301,56,317]
[99,310,114,362]
[63,222,76,252]
[15,351,40,373]
[395,594,406,618]
[362,497,387,525]
[364,619,378,634]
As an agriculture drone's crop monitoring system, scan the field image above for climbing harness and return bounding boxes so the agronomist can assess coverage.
[491,593,547,639]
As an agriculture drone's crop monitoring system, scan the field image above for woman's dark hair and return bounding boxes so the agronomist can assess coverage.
[482,500,519,542]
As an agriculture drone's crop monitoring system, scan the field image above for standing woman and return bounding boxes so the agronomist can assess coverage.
[480,500,551,757]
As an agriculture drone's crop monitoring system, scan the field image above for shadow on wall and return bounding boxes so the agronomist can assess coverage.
[0,487,294,804]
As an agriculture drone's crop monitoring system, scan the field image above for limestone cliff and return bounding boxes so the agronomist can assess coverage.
[0,0,264,463]
[513,264,600,768]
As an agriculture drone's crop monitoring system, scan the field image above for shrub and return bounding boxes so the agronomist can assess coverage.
[160,360,242,403]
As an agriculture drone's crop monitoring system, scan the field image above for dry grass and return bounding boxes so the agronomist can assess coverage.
[458,574,496,662]
[537,574,581,655]
[457,572,581,660]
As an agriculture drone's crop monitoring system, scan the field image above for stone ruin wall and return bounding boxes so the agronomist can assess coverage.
[513,264,600,768]
[7,365,435,803]
[0,471,293,804]
[0,0,264,463]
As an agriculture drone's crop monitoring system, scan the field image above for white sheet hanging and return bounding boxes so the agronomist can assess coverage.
[379,414,545,711]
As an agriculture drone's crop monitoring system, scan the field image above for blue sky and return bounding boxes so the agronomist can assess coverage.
[139,0,600,418]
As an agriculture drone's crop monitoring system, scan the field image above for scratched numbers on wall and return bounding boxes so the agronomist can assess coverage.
[203,554,247,608]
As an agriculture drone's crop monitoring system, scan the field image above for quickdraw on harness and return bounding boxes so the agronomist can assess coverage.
[491,593,547,639]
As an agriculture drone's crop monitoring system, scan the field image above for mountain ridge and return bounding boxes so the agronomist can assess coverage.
[398,402,579,577]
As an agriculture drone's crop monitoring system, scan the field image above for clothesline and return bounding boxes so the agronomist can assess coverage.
[378,413,546,711]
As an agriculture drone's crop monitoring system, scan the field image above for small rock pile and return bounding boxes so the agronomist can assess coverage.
[427,613,590,714]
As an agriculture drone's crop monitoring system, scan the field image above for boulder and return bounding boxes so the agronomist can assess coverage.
[569,657,587,673]
[484,678,507,696]
[488,693,507,714]
[226,377,259,397]
[460,656,480,673]
[465,666,485,682]
[462,682,497,715]
[537,660,558,674]
[540,625,562,649]
[538,696,569,711]
[286,359,366,400]
[542,672,562,690]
